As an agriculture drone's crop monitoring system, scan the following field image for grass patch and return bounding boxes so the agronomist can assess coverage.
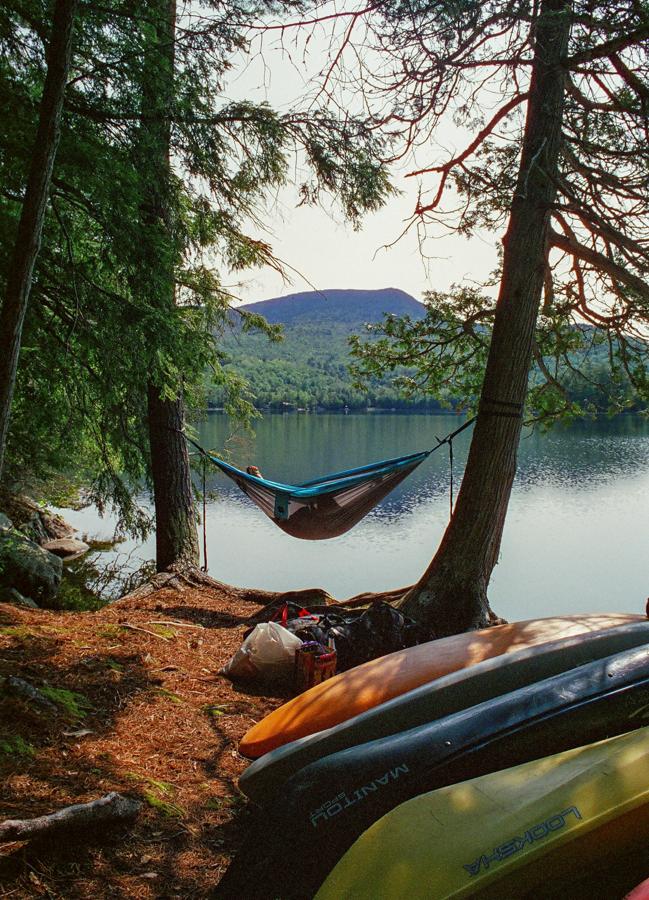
[96,625,123,640]
[0,625,35,640]
[125,773,175,795]
[152,688,183,704]
[203,704,229,718]
[143,791,185,817]
[126,773,185,817]
[40,685,93,720]
[149,625,177,639]
[0,735,36,759]
[105,659,124,673]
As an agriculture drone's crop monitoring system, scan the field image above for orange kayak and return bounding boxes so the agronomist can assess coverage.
[239,613,644,758]
[627,879,649,900]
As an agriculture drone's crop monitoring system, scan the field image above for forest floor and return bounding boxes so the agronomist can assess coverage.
[0,583,286,898]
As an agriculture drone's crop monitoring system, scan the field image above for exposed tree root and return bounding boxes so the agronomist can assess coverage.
[117,564,412,611]
[0,792,141,844]
[117,565,507,638]
[397,567,506,638]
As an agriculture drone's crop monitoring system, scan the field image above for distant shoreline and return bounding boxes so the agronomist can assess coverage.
[204,406,464,415]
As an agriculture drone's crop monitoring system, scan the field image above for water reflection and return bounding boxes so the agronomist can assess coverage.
[58,413,649,622]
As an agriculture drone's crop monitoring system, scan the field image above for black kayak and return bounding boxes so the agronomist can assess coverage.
[240,620,649,805]
[216,642,649,898]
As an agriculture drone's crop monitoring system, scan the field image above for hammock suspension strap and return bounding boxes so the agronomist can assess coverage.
[430,416,476,521]
[201,455,208,572]
[449,437,454,519]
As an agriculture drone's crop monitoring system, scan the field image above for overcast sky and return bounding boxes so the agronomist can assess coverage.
[222,13,500,305]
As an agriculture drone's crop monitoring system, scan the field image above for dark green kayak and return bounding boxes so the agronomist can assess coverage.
[240,620,649,805]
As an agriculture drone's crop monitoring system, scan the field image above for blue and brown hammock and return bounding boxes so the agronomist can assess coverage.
[185,418,474,541]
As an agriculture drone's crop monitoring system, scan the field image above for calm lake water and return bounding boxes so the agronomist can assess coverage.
[57,413,649,622]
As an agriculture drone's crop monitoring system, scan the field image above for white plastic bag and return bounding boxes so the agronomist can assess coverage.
[220,622,303,682]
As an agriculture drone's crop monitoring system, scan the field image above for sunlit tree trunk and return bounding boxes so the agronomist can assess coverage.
[0,0,76,481]
[400,0,572,635]
[138,0,199,571]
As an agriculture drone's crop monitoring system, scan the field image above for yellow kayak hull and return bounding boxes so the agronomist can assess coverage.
[316,726,649,899]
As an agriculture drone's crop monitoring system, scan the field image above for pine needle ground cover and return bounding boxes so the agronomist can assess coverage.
[0,587,287,897]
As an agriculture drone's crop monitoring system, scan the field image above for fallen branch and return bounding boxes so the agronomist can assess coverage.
[0,792,141,843]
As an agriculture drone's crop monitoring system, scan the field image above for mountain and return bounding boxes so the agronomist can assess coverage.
[241,288,425,325]
[210,288,430,411]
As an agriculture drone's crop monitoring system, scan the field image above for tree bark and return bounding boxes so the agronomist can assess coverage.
[400,0,572,636]
[148,384,199,571]
[138,0,199,572]
[0,0,76,481]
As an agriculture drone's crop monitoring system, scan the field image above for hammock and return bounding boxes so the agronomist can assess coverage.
[185,418,474,541]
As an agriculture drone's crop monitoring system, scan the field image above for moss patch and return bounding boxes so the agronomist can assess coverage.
[0,734,36,758]
[39,685,93,720]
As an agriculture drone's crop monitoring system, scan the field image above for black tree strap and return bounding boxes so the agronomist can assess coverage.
[480,396,524,419]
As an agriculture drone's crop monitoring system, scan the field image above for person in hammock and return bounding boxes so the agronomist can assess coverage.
[246,465,263,478]
[279,492,346,540]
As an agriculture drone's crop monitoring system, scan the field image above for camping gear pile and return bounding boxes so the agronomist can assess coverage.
[220,600,422,688]
[216,612,649,898]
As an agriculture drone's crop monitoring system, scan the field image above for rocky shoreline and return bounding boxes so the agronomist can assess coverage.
[0,495,89,610]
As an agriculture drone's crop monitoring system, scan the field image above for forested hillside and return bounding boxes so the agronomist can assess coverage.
[209,288,439,410]
[210,287,644,413]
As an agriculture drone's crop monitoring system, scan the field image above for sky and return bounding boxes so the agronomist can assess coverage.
[221,13,500,305]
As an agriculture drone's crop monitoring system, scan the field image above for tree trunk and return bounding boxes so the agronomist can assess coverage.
[399,0,572,636]
[148,385,199,571]
[0,0,76,481]
[138,0,199,572]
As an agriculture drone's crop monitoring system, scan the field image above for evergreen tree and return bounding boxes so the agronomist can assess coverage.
[135,0,199,571]
[0,0,76,480]
[309,0,649,632]
[0,0,392,564]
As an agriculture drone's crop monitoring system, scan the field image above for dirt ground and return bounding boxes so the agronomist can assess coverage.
[0,584,290,898]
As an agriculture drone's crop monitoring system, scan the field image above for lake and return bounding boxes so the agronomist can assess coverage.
[57,412,649,622]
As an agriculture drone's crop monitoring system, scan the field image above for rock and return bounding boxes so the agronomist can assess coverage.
[0,529,62,606]
[18,512,49,544]
[2,588,39,609]
[41,513,76,541]
[0,513,13,531]
[41,538,90,560]
[1,495,76,545]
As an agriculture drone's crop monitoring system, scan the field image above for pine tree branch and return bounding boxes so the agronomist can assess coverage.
[567,25,649,65]
[550,228,649,304]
